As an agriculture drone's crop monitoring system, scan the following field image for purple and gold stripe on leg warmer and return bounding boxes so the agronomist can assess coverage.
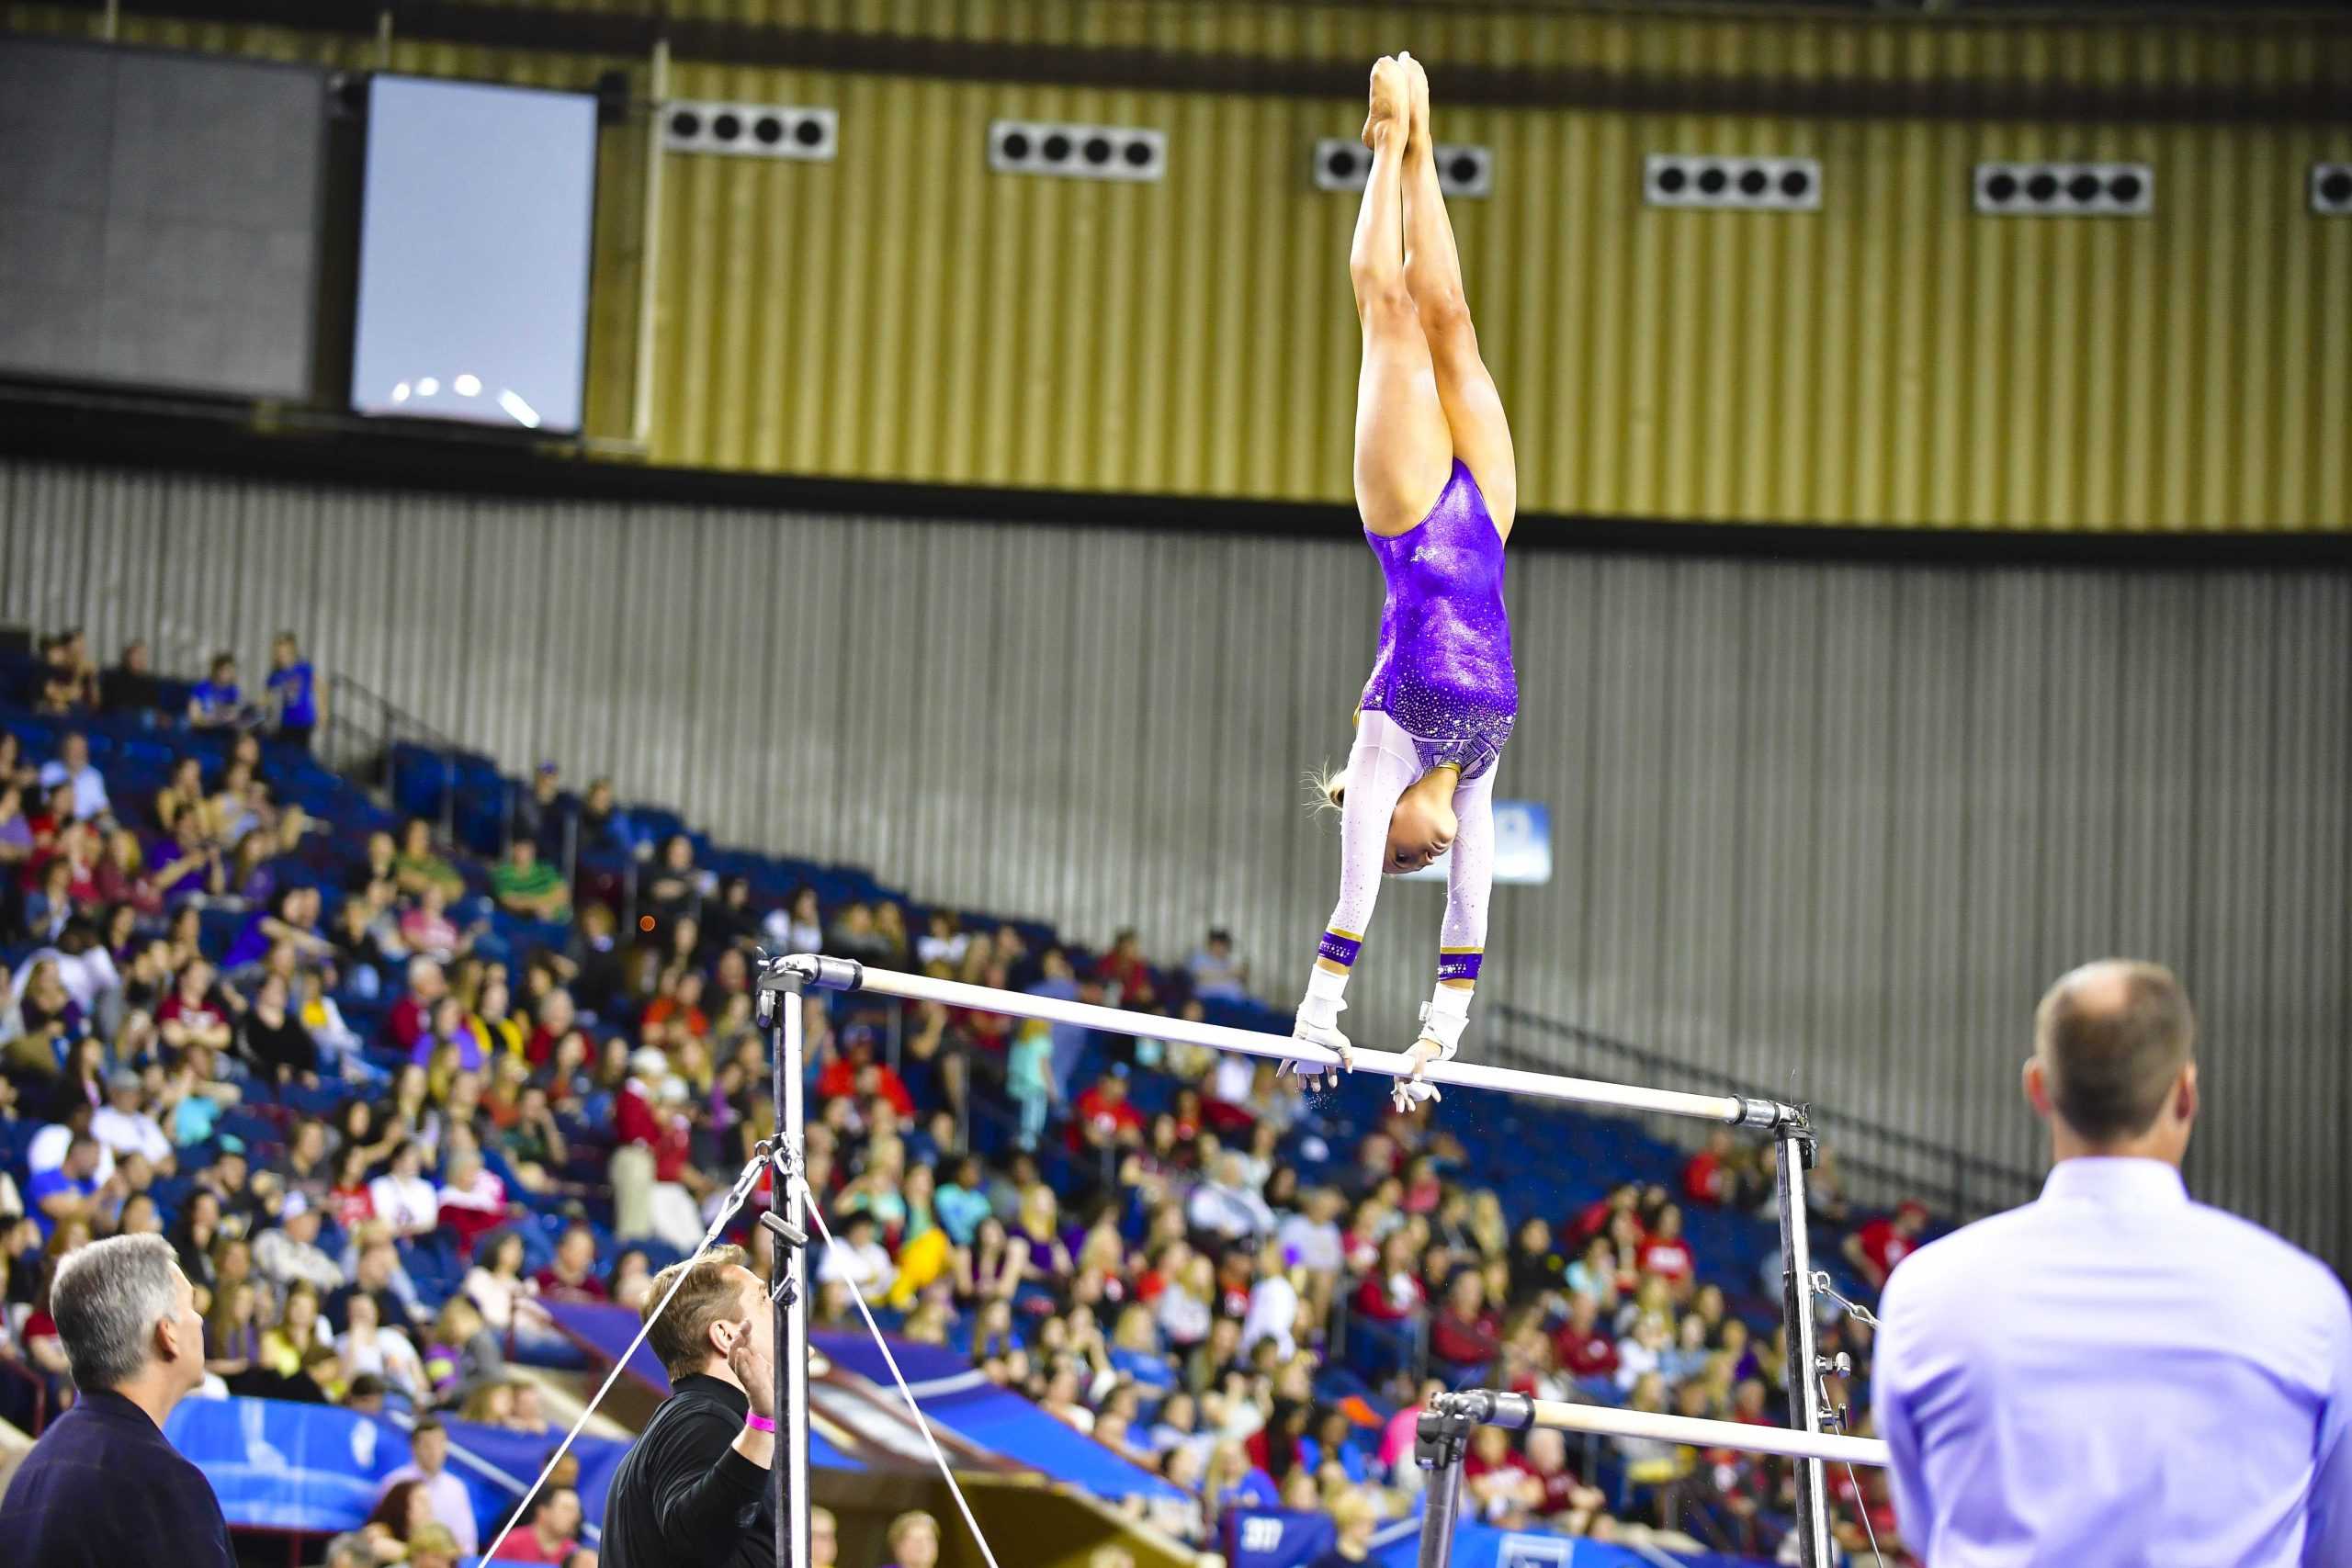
[1318,928,1363,966]
[1436,948,1483,983]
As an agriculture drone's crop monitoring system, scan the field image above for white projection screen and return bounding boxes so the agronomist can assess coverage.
[349,75,597,434]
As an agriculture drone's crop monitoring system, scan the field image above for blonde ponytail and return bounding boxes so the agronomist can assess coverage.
[1304,762,1348,818]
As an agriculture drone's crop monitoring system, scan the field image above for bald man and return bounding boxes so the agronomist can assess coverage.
[1874,961,2352,1567]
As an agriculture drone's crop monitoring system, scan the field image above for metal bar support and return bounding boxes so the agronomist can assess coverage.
[1413,1396,1476,1568]
[763,976,812,1568]
[1778,1122,1836,1568]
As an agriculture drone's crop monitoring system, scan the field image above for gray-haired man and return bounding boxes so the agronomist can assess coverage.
[0,1233,231,1567]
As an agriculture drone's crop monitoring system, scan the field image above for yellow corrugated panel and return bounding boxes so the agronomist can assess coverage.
[6,2,2348,529]
[647,54,2349,529]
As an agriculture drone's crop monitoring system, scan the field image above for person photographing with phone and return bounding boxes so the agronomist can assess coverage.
[600,1246,782,1568]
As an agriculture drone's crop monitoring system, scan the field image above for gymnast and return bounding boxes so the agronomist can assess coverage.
[1292,53,1519,1113]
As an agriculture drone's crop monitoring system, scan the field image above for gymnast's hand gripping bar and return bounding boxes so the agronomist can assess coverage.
[757,954,1798,1129]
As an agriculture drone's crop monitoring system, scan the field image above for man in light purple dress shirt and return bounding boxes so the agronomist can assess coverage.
[1874,961,2352,1567]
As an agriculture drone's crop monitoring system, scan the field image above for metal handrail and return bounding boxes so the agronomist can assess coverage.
[322,671,465,839]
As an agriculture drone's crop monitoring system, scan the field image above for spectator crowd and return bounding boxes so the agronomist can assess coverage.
[1,625,1920,1567]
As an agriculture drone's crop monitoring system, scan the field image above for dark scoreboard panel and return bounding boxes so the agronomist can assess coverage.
[0,38,327,401]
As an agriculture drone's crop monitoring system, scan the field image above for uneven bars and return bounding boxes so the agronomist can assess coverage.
[1428,1389,1888,1469]
[759,956,1788,1128]
[1519,1399,1888,1468]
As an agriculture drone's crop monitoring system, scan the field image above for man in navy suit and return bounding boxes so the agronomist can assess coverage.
[0,1233,231,1567]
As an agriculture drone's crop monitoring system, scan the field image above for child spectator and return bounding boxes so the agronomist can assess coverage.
[266,632,322,748]
[1006,1019,1055,1150]
[187,651,247,729]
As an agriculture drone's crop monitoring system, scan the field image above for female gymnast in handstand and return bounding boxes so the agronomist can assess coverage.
[1293,53,1519,1113]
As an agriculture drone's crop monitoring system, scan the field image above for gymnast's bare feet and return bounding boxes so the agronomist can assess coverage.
[1363,55,1411,149]
[1401,51,1430,152]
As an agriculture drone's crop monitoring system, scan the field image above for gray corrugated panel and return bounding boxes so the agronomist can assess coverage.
[3,455,2347,1261]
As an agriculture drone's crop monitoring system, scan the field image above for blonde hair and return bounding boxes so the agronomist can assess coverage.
[1078,1226,1124,1274]
[1206,1439,1250,1490]
[460,1381,514,1423]
[1305,761,1348,818]
[643,1246,753,1381]
[1112,1303,1159,1353]
[1017,1183,1057,1230]
[433,1297,482,1343]
[886,1510,940,1550]
[1330,1485,1383,1530]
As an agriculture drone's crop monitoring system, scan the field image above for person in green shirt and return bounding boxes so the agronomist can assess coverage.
[490,839,570,923]
[392,818,466,903]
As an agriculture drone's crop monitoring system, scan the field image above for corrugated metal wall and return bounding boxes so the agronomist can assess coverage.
[9,2,2349,529]
[648,13,2352,530]
[6,457,2346,1265]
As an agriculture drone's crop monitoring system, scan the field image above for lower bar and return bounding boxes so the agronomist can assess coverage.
[1518,1397,1889,1469]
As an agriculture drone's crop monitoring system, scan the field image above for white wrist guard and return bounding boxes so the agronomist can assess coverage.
[1418,986,1472,1060]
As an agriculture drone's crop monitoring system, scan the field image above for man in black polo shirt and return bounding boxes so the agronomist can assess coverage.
[602,1245,780,1568]
[0,1233,232,1567]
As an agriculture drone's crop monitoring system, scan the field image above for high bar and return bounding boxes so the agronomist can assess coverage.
[1439,1391,1889,1469]
[760,955,1789,1128]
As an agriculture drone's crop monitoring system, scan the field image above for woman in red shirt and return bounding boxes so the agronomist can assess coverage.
[92,828,167,918]
[1462,1426,1540,1523]
[1244,1400,1309,1483]
[1094,930,1156,1007]
[1566,1183,1640,1248]
[1400,1155,1444,1216]
[1352,1231,1427,1323]
[1638,1203,1696,1294]
[326,1145,377,1233]
[640,966,712,1039]
[1429,1267,1502,1371]
[1605,1210,1647,1295]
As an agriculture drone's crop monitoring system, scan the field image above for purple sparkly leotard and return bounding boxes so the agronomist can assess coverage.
[1358,459,1518,780]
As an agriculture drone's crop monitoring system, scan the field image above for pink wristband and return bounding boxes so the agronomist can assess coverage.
[744,1412,776,1434]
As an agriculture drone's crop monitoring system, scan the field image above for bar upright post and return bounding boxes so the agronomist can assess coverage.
[1777,1122,1835,1568]
[765,977,811,1568]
